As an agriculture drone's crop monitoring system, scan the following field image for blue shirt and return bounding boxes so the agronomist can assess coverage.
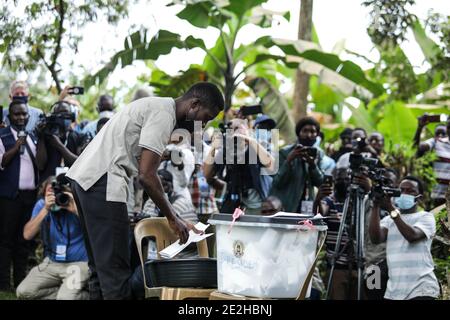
[31,199,88,262]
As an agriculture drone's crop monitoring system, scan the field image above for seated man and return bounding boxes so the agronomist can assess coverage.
[131,169,199,299]
[141,169,197,223]
[369,176,440,300]
[16,176,89,300]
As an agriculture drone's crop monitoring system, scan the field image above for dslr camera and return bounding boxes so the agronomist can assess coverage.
[51,173,71,207]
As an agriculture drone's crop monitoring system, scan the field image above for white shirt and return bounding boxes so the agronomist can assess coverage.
[0,127,37,190]
[159,143,195,201]
[380,211,440,300]
[67,97,176,203]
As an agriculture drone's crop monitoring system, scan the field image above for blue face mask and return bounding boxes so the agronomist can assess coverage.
[12,96,28,104]
[394,194,417,210]
[64,119,72,130]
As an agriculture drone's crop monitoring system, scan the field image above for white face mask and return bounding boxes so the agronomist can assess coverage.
[394,194,418,210]
[98,110,115,119]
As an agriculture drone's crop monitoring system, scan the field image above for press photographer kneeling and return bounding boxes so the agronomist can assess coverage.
[16,174,88,300]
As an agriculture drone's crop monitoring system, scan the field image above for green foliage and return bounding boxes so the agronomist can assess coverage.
[245,77,296,144]
[149,66,208,98]
[0,0,130,92]
[376,101,417,145]
[261,39,385,98]
[383,141,437,208]
[363,0,416,47]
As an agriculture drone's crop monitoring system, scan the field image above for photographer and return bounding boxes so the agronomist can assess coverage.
[414,114,450,206]
[314,168,371,299]
[331,128,353,162]
[336,128,378,169]
[0,99,39,291]
[16,176,89,300]
[368,132,385,157]
[369,176,440,300]
[204,118,275,214]
[364,168,399,300]
[36,100,90,183]
[270,117,324,213]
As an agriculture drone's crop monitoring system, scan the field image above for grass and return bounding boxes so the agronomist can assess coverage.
[0,291,17,300]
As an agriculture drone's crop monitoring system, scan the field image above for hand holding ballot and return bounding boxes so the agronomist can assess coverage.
[159,222,214,259]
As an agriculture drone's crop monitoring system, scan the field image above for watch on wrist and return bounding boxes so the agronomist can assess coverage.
[390,208,401,219]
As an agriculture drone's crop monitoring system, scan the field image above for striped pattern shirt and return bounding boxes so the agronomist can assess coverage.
[142,192,198,223]
[322,196,353,267]
[380,211,440,300]
[425,137,450,199]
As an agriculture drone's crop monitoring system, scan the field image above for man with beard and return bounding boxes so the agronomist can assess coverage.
[67,82,224,299]
[0,100,39,291]
[270,116,324,213]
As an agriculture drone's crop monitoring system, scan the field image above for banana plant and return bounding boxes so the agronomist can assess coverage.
[83,0,383,114]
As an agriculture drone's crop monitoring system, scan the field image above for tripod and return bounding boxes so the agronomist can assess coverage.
[325,184,367,300]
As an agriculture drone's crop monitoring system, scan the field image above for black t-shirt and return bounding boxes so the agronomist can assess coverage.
[40,130,90,183]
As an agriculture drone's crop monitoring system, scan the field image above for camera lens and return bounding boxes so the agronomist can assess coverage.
[55,193,70,206]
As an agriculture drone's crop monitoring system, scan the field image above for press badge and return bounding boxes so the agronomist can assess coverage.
[55,245,67,261]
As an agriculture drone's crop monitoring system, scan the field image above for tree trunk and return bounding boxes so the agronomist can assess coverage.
[292,0,313,123]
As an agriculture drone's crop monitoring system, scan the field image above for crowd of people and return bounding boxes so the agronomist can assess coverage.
[0,79,448,300]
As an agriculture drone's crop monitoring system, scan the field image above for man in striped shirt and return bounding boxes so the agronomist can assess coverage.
[369,176,440,300]
[416,115,450,206]
[142,169,197,223]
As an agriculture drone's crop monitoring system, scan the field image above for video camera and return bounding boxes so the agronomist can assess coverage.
[352,136,367,150]
[349,154,401,198]
[38,112,75,136]
[349,153,378,173]
[370,168,401,199]
[51,173,71,207]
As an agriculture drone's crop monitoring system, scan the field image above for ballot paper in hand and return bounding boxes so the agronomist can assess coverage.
[159,222,213,259]
[265,211,313,218]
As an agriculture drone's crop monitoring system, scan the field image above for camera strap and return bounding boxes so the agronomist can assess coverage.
[24,140,39,186]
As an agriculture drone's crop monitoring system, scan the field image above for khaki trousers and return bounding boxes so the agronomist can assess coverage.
[16,257,89,300]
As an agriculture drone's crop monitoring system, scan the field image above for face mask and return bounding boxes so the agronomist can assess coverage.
[394,194,417,210]
[98,110,115,119]
[298,137,315,147]
[256,129,271,143]
[12,96,28,104]
[64,119,72,130]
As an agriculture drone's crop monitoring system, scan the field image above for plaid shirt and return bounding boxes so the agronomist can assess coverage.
[188,169,218,215]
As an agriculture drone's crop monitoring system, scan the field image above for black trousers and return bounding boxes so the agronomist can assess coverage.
[71,175,132,300]
[0,190,36,290]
